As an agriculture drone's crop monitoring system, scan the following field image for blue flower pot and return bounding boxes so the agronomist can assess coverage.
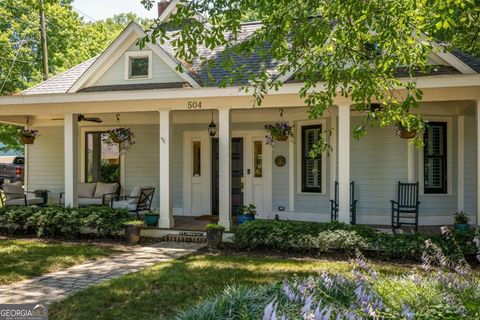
[237,214,255,225]
[454,223,470,231]
[144,215,159,227]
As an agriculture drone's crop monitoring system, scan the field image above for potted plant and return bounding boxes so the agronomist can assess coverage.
[236,204,257,225]
[103,127,135,154]
[394,123,417,139]
[265,122,294,147]
[144,209,159,227]
[18,128,39,145]
[453,211,470,231]
[123,220,143,244]
[206,223,225,249]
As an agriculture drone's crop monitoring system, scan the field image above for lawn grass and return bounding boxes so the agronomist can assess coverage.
[49,253,414,320]
[0,238,116,285]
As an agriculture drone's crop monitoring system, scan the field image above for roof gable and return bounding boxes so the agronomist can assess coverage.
[68,22,200,93]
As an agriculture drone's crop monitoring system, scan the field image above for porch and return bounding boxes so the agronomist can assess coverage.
[2,96,480,231]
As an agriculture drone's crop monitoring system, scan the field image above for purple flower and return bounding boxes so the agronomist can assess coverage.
[263,299,278,320]
[401,304,415,320]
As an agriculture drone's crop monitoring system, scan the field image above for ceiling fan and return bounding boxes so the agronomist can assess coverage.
[51,114,103,123]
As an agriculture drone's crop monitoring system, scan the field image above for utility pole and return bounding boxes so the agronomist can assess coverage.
[38,0,49,80]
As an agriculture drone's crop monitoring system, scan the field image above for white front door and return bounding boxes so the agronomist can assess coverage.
[183,130,271,218]
[241,131,272,218]
[183,132,211,216]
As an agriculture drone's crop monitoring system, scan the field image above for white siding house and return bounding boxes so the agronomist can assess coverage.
[1,3,480,234]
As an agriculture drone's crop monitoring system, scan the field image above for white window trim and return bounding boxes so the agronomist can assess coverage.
[296,119,327,195]
[124,51,153,80]
[418,116,453,196]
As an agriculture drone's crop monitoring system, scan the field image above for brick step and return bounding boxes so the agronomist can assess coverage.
[162,232,206,243]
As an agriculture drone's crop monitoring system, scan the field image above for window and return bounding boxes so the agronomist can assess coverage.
[193,141,201,177]
[130,57,149,78]
[253,140,263,178]
[302,125,322,193]
[125,51,152,80]
[423,122,447,194]
[85,132,120,183]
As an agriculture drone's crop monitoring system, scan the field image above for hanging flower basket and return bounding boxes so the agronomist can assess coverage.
[265,122,294,147]
[394,123,417,139]
[103,127,135,154]
[18,129,39,145]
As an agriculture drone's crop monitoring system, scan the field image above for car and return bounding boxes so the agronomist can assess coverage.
[0,156,24,185]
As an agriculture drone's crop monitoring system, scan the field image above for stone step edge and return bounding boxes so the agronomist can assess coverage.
[162,234,207,243]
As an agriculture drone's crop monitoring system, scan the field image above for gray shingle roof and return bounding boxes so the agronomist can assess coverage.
[452,50,480,73]
[21,57,97,95]
[20,22,479,95]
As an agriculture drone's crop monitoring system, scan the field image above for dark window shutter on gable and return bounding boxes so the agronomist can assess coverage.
[424,122,447,194]
[302,125,322,193]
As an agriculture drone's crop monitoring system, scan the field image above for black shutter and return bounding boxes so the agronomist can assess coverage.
[302,125,322,193]
[424,122,447,194]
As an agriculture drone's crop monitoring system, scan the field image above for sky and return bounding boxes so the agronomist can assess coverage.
[72,0,158,21]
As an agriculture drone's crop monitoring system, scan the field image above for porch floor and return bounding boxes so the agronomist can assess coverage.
[172,216,215,231]
[170,216,446,234]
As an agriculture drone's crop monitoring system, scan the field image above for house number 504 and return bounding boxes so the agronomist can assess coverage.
[187,101,202,109]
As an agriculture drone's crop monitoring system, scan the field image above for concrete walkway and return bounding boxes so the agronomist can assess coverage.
[0,242,204,304]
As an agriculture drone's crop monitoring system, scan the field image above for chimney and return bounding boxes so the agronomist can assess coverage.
[158,1,172,18]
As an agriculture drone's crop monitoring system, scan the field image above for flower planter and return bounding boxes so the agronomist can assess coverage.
[454,223,470,231]
[124,224,142,244]
[111,136,126,144]
[206,228,224,248]
[19,136,36,145]
[395,125,417,139]
[144,214,159,227]
[275,134,289,141]
[237,214,255,225]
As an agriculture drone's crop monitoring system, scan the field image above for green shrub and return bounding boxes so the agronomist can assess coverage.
[0,205,130,239]
[82,206,130,238]
[233,220,479,261]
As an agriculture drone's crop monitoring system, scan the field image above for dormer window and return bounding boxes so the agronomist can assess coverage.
[125,51,152,80]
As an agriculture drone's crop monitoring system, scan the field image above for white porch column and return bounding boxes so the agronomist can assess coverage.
[338,104,350,224]
[218,107,232,230]
[288,121,295,212]
[458,115,465,212]
[64,114,78,208]
[476,100,480,225]
[330,107,338,199]
[159,109,173,228]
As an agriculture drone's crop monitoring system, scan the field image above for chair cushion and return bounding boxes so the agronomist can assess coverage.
[93,183,118,199]
[6,197,43,206]
[112,200,137,211]
[128,187,142,205]
[78,198,103,206]
[78,183,96,198]
[3,181,24,200]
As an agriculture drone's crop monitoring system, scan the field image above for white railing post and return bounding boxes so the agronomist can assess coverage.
[338,104,351,224]
[159,109,173,228]
[64,113,78,208]
[218,107,232,230]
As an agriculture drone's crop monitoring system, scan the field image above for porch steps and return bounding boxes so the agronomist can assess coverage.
[162,231,206,243]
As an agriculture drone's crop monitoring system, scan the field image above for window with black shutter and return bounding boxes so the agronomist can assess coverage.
[302,124,322,193]
[423,122,447,194]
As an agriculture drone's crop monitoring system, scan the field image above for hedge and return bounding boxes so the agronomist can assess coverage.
[0,206,131,239]
[233,220,479,260]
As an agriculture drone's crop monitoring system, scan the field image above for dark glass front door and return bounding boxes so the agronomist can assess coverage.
[211,138,244,215]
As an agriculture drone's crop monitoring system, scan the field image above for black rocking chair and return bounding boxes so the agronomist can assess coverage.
[391,181,420,231]
[330,181,357,224]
